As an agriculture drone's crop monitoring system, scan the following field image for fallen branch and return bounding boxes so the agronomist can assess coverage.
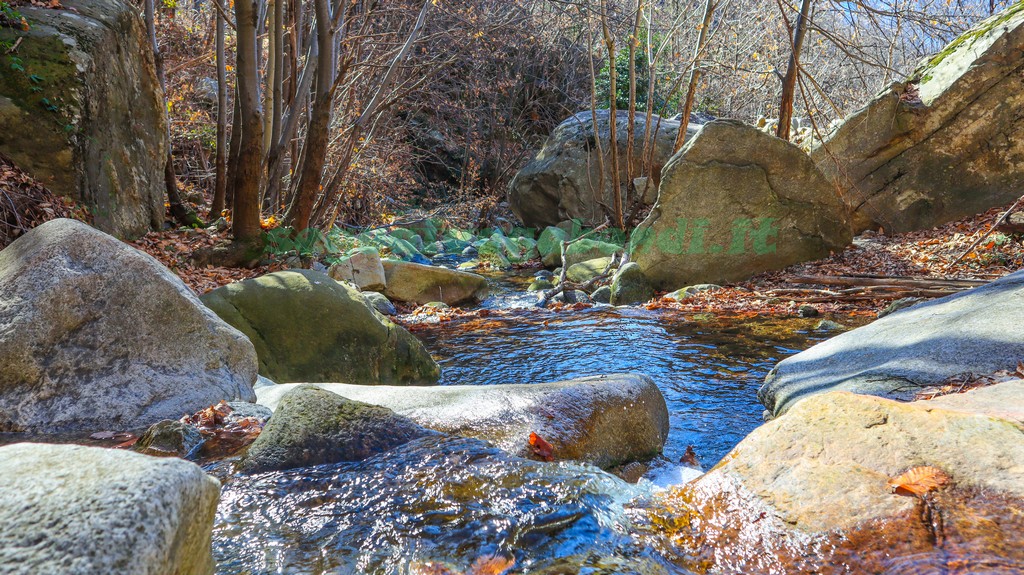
[785,274,987,290]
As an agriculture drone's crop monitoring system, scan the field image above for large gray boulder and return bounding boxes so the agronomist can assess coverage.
[509,111,700,228]
[0,443,220,575]
[0,219,257,433]
[760,270,1024,417]
[239,384,438,473]
[0,0,168,238]
[812,5,1024,233]
[632,120,851,289]
[201,269,440,385]
[381,260,488,305]
[649,388,1024,573]
[256,374,669,469]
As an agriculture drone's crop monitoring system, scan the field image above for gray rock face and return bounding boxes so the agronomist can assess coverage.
[811,5,1024,233]
[201,269,440,386]
[509,111,700,228]
[381,260,489,305]
[609,262,653,305]
[362,291,397,315]
[760,270,1024,417]
[0,219,257,433]
[256,374,669,469]
[0,0,168,238]
[327,247,387,291]
[0,443,220,575]
[632,120,852,289]
[239,384,438,473]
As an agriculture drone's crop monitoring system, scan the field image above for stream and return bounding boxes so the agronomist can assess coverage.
[210,268,858,574]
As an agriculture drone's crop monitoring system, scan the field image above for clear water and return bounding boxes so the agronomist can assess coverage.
[211,270,852,574]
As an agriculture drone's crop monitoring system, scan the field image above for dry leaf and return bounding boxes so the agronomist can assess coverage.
[528,431,554,461]
[887,466,951,497]
[468,554,514,575]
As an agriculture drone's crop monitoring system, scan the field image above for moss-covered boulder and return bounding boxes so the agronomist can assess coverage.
[0,0,168,238]
[609,262,654,305]
[239,385,438,473]
[382,260,489,305]
[564,238,622,268]
[201,269,439,385]
[538,226,569,267]
[566,257,612,283]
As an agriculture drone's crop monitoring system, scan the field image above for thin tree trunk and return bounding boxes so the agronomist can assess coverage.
[674,0,716,152]
[600,0,623,229]
[625,0,643,210]
[210,7,228,218]
[231,0,265,241]
[777,0,813,141]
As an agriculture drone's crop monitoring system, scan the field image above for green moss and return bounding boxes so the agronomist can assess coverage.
[914,0,1024,81]
[0,32,80,134]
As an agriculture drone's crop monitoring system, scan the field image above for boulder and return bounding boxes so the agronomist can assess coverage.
[0,0,167,238]
[812,5,1024,233]
[590,285,612,304]
[0,219,256,433]
[566,257,612,283]
[632,120,851,289]
[134,420,206,459]
[509,110,700,228]
[201,269,439,386]
[0,443,220,575]
[609,262,653,305]
[649,389,1024,573]
[563,238,622,268]
[550,289,592,305]
[537,226,569,267]
[239,384,438,473]
[527,278,554,292]
[381,260,489,305]
[255,374,669,469]
[664,284,721,301]
[760,270,1024,417]
[327,247,386,291]
[362,291,397,315]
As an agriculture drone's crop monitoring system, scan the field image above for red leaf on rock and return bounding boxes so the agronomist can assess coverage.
[529,432,554,461]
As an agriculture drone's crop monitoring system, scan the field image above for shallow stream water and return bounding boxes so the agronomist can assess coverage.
[211,269,858,574]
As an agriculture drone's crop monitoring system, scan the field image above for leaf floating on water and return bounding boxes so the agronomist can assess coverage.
[468,554,515,575]
[680,445,701,468]
[529,431,554,461]
[888,466,951,498]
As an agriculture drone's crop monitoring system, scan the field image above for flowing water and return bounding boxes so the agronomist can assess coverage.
[211,270,858,574]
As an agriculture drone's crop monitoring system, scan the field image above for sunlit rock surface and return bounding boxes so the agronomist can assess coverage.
[256,374,669,469]
[0,443,220,575]
[0,219,257,433]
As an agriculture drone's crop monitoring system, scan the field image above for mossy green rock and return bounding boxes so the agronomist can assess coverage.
[610,262,654,305]
[564,239,622,268]
[528,279,554,292]
[476,237,512,269]
[381,260,489,305]
[239,385,438,473]
[591,285,612,304]
[566,257,612,283]
[201,269,439,386]
[0,0,168,238]
[538,226,569,267]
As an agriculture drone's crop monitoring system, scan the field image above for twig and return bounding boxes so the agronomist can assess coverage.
[945,193,1024,272]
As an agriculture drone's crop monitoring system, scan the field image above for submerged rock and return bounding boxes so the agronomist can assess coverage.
[134,420,205,459]
[509,110,699,228]
[609,262,654,305]
[647,388,1024,573]
[381,260,489,305]
[551,289,592,305]
[812,4,1024,233]
[0,219,257,433]
[760,270,1024,416]
[255,374,669,469]
[239,384,438,473]
[201,269,439,386]
[0,443,220,575]
[632,120,851,289]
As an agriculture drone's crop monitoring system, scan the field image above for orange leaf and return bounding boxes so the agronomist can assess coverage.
[887,466,950,498]
[529,431,554,461]
[468,555,514,575]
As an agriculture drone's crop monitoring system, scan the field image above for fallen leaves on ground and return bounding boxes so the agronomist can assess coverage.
[180,401,263,458]
[914,362,1024,400]
[888,466,951,498]
[529,431,554,461]
[0,155,90,249]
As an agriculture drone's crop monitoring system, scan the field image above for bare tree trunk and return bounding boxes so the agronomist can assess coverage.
[625,0,643,210]
[144,0,203,228]
[674,0,716,152]
[584,7,608,222]
[777,0,813,141]
[283,0,336,231]
[600,0,623,229]
[210,7,228,218]
[231,0,265,241]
